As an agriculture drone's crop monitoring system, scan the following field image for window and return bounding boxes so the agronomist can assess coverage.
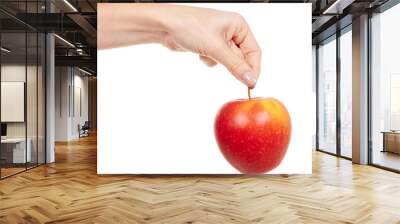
[339,28,352,158]
[371,3,400,171]
[318,36,337,154]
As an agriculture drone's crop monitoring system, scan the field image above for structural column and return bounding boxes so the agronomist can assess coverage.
[352,14,369,164]
[46,1,55,163]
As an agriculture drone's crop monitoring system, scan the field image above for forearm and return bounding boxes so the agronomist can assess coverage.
[98,3,172,49]
[97,3,260,88]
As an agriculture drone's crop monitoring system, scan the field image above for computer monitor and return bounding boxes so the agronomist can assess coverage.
[1,123,7,137]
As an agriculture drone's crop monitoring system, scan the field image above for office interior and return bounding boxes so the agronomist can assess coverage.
[314,0,400,172]
[0,0,97,179]
[0,0,400,222]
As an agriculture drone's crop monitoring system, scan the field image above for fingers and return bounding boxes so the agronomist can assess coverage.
[210,41,257,88]
[199,55,217,67]
[240,30,261,78]
[199,42,243,67]
[232,21,261,82]
[228,40,245,60]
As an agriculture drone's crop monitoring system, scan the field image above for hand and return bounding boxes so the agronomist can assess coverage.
[161,6,261,88]
[98,4,261,88]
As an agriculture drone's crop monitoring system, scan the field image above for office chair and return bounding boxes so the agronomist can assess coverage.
[79,121,90,138]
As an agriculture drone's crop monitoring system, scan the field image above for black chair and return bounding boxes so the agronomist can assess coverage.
[79,121,90,138]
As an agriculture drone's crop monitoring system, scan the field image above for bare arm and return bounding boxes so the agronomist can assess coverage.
[98,3,261,88]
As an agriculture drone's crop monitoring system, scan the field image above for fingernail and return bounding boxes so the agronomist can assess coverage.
[243,71,257,88]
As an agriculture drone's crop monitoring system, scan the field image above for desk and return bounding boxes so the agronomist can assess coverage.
[1,138,31,163]
[381,131,400,154]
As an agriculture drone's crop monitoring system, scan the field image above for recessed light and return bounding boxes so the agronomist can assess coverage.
[1,47,11,53]
[54,34,75,48]
[323,0,354,15]
[77,67,93,76]
[63,0,78,12]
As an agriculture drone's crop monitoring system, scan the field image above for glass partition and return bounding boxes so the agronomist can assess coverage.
[38,32,45,165]
[27,31,38,169]
[0,31,28,177]
[26,0,42,169]
[0,2,46,179]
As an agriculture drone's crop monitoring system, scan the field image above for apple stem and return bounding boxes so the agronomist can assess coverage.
[248,87,251,100]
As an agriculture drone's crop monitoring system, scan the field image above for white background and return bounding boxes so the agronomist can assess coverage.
[98,3,312,174]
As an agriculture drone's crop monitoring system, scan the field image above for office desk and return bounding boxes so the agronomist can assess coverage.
[1,138,31,163]
[382,131,400,154]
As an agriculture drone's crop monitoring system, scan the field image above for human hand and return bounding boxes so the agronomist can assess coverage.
[98,4,261,88]
[161,6,261,88]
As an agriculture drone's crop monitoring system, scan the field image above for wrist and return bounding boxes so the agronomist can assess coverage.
[153,4,187,43]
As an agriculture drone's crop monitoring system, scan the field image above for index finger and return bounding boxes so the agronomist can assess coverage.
[233,26,261,78]
[240,29,261,78]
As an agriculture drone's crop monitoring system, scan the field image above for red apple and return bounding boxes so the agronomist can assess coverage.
[214,97,291,174]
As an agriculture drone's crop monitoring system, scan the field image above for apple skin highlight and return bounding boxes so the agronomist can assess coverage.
[214,97,291,174]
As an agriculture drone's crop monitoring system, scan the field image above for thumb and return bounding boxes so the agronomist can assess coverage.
[211,43,257,88]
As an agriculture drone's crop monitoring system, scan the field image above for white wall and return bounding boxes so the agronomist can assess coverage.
[55,67,89,141]
[1,66,26,130]
[1,65,38,138]
[1,65,28,142]
[72,73,89,138]
[55,67,70,141]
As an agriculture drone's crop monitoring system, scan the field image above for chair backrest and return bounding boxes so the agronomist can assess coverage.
[82,121,90,129]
